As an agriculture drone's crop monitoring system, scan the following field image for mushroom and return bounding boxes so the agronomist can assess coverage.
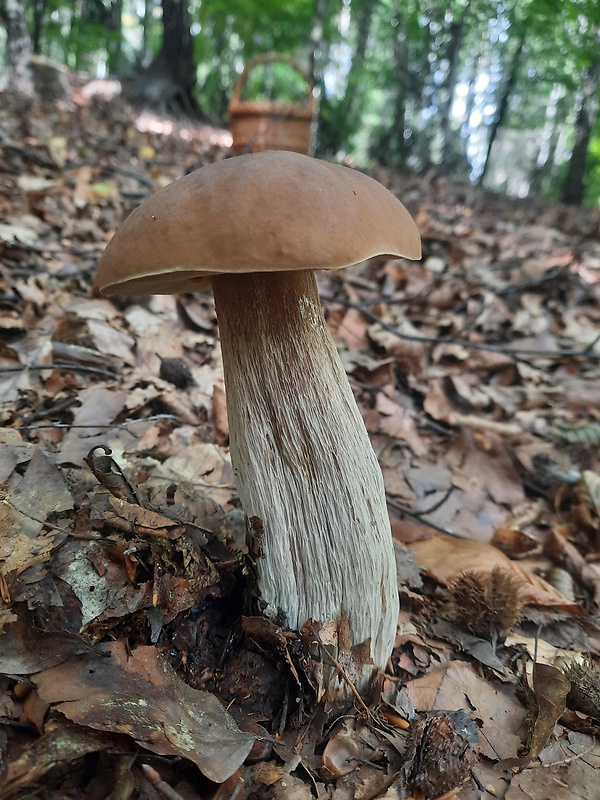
[97,151,421,698]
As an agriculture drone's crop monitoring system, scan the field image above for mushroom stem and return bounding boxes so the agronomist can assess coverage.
[212,270,398,697]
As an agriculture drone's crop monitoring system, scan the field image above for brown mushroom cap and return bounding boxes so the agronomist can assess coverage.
[97,150,421,295]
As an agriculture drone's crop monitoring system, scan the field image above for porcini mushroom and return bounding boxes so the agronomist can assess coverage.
[97,151,421,698]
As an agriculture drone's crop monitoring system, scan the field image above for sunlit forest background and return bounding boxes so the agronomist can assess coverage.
[1,0,599,205]
[0,0,600,204]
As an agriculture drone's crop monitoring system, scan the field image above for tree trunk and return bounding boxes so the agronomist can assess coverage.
[67,0,83,70]
[2,0,34,96]
[370,19,413,167]
[529,83,566,195]
[439,3,470,173]
[214,28,231,121]
[478,32,525,185]
[560,37,600,206]
[30,0,45,53]
[317,0,376,156]
[141,0,152,66]
[342,0,376,126]
[309,0,329,89]
[106,0,123,74]
[461,49,481,170]
[144,0,203,116]
[311,0,337,155]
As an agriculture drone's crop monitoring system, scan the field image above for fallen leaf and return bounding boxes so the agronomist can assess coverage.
[0,720,112,800]
[5,447,73,536]
[0,222,38,246]
[527,663,570,757]
[58,385,128,465]
[411,535,584,612]
[376,390,427,455]
[0,615,97,675]
[33,641,255,782]
[403,660,526,761]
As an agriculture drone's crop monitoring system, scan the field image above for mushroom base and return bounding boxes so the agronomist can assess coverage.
[212,270,399,698]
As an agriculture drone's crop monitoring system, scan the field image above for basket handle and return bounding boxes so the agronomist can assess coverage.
[230,53,314,110]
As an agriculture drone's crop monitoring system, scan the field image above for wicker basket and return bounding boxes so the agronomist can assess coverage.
[228,54,315,155]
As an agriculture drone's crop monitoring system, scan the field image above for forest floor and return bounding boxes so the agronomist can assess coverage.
[1,76,600,800]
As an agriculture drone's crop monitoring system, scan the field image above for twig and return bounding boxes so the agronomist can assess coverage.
[411,484,455,516]
[496,267,574,296]
[65,159,155,188]
[140,764,187,800]
[386,496,457,537]
[321,295,600,360]
[276,680,290,737]
[0,362,117,379]
[308,626,374,719]
[19,395,79,425]
[14,413,180,431]
[583,331,600,354]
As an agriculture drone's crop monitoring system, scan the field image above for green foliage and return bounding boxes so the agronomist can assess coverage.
[240,61,309,105]
[6,0,599,205]
[584,123,600,205]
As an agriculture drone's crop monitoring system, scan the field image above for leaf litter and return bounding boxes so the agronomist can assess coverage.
[0,78,600,798]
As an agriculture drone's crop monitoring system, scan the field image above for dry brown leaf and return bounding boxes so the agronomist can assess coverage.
[0,720,113,800]
[156,443,235,505]
[58,384,128,465]
[0,340,53,417]
[334,307,370,349]
[423,378,457,424]
[4,447,73,536]
[0,430,36,477]
[52,539,154,627]
[423,380,524,437]
[583,470,600,514]
[557,371,600,413]
[505,732,600,799]
[321,720,368,779]
[91,492,180,537]
[0,525,59,580]
[33,641,254,782]
[449,434,525,508]
[544,527,600,603]
[54,299,135,366]
[527,663,570,757]
[213,382,229,444]
[0,221,39,246]
[492,504,544,558]
[0,616,96,675]
[411,535,584,612]
[376,390,427,455]
[367,321,426,376]
[403,660,526,761]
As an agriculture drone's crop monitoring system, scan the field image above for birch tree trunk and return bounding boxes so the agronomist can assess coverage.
[479,33,525,186]
[2,0,34,96]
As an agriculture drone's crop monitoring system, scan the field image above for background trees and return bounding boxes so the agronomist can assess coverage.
[1,0,599,205]
[1,0,34,95]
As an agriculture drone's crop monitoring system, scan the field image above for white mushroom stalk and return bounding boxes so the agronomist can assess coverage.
[212,270,398,696]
